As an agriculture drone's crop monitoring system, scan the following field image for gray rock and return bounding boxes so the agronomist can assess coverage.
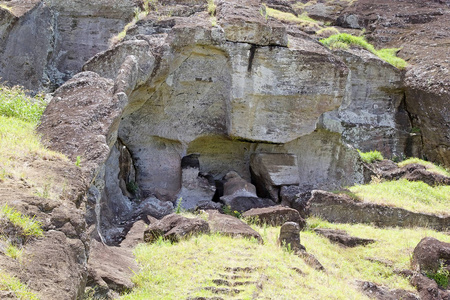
[250,153,300,201]
[357,280,419,300]
[120,220,147,249]
[279,185,311,218]
[314,228,376,247]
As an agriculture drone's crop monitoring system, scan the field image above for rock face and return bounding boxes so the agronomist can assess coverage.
[309,190,450,230]
[143,214,210,243]
[242,206,305,228]
[0,0,138,91]
[357,280,419,300]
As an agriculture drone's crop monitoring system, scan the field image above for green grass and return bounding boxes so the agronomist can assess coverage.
[5,242,23,260]
[123,219,450,299]
[320,33,407,69]
[0,272,40,300]
[265,6,322,29]
[358,149,384,164]
[0,85,46,124]
[0,204,44,239]
[349,179,450,215]
[398,158,450,177]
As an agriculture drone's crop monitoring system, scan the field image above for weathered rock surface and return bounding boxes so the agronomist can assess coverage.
[143,214,210,243]
[0,0,138,91]
[250,153,300,201]
[357,280,419,300]
[319,48,408,159]
[120,220,147,249]
[278,221,304,252]
[412,237,450,274]
[314,228,375,247]
[87,239,138,296]
[309,190,450,230]
[410,273,450,300]
[279,185,311,218]
[207,210,263,244]
[242,206,305,228]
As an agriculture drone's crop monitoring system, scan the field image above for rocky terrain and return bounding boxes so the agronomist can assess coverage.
[0,0,449,299]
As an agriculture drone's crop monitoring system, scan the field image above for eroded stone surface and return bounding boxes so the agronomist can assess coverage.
[207,210,263,243]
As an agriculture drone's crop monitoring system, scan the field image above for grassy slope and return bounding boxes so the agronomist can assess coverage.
[123,217,450,299]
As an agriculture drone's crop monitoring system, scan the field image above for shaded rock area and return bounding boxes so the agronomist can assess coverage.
[220,171,276,213]
[207,210,263,244]
[86,239,138,298]
[120,220,148,249]
[309,190,450,231]
[314,228,375,247]
[279,185,311,218]
[143,214,210,243]
[356,280,419,300]
[242,206,306,228]
[250,153,300,201]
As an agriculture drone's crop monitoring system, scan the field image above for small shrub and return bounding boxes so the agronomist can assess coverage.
[75,156,82,167]
[5,242,23,260]
[207,0,216,16]
[223,205,241,218]
[357,150,384,164]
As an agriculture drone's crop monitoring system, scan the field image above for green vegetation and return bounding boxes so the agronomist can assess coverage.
[207,0,216,16]
[5,242,23,260]
[264,6,321,29]
[0,204,44,239]
[426,263,449,289]
[124,218,449,299]
[398,158,450,177]
[0,83,65,182]
[358,149,384,164]
[0,85,46,124]
[349,179,450,215]
[0,272,40,300]
[320,33,407,69]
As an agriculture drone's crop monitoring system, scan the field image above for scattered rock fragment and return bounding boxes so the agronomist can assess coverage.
[120,220,147,248]
[411,273,450,300]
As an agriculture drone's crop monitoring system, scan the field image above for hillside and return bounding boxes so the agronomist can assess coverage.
[0,0,449,299]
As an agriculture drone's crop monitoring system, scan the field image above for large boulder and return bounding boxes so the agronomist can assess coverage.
[250,153,300,201]
[86,239,138,298]
[242,206,305,228]
[143,214,210,243]
[412,237,450,274]
[410,273,450,300]
[206,210,263,244]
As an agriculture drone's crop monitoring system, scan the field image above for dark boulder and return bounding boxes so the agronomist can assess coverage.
[278,222,304,252]
[280,185,311,218]
[412,237,450,274]
[357,280,419,300]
